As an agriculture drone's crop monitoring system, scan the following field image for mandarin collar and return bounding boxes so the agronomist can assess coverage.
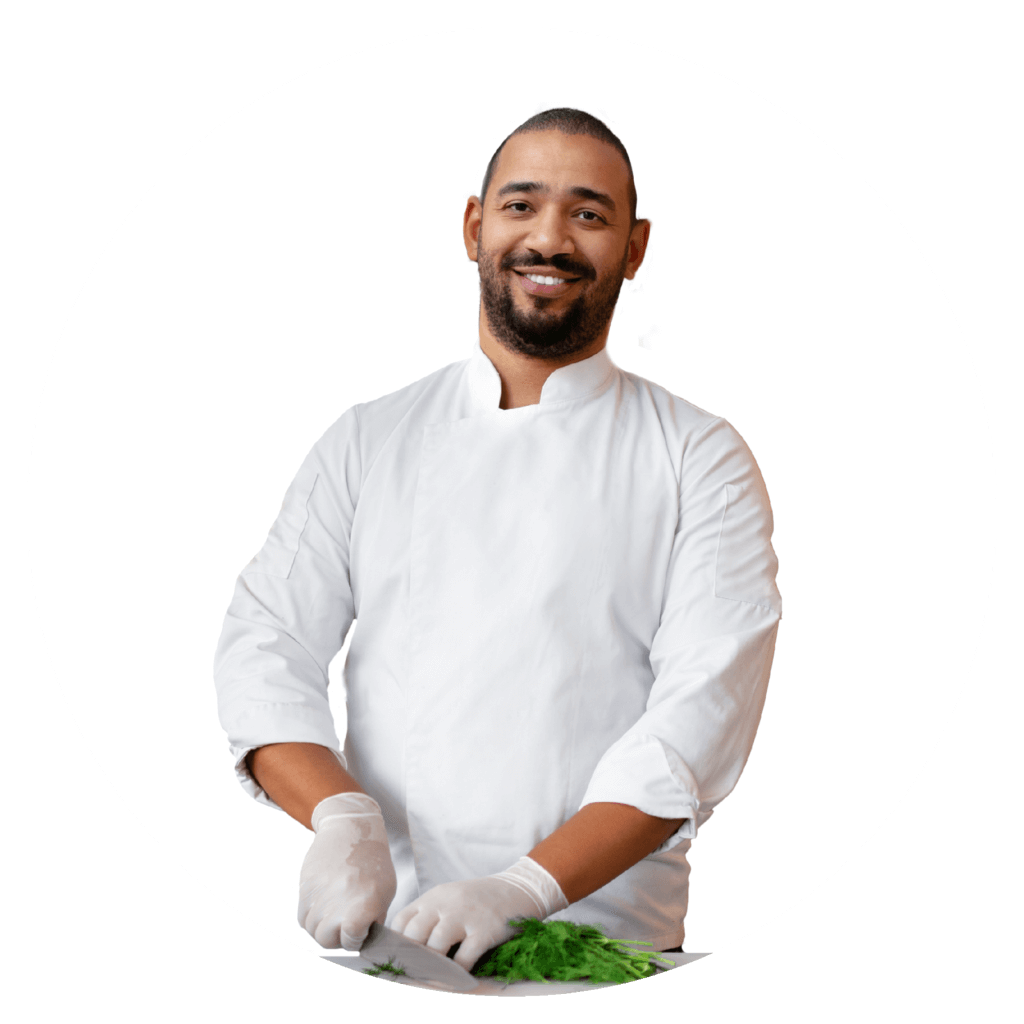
[466,342,616,414]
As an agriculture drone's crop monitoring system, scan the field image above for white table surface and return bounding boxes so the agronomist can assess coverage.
[321,946,712,995]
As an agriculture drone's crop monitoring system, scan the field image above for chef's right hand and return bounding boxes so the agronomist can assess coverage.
[297,792,398,950]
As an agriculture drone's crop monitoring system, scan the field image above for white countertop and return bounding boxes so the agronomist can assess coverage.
[323,946,708,995]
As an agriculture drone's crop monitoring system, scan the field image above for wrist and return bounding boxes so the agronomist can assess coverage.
[310,791,385,833]
[493,855,570,918]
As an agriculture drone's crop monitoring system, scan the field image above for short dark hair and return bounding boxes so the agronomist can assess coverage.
[480,107,638,227]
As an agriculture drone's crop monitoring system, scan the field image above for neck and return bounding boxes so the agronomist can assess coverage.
[478,308,609,410]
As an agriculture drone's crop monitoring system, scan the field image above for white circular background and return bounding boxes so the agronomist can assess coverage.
[29,29,991,966]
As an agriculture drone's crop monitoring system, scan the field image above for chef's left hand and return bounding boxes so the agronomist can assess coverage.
[391,856,569,972]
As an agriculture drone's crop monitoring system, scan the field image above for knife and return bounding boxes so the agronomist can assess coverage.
[356,921,483,992]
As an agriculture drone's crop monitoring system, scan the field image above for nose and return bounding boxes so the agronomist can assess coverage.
[523,206,575,260]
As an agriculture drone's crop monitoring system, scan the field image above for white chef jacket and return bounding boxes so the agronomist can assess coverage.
[214,341,781,951]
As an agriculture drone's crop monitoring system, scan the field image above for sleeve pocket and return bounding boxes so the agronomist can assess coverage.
[243,470,319,580]
[714,482,782,615]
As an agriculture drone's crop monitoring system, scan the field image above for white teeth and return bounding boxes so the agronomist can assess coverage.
[525,274,566,286]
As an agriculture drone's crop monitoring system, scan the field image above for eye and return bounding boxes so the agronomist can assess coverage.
[575,210,604,223]
[505,201,531,213]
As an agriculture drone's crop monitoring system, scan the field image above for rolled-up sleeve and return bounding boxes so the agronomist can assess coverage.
[213,406,362,809]
[579,416,782,849]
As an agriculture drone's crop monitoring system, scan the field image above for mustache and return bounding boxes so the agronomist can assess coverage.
[499,252,595,280]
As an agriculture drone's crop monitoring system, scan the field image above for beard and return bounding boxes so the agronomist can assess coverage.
[477,241,629,360]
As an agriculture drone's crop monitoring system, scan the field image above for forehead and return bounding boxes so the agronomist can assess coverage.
[490,130,631,204]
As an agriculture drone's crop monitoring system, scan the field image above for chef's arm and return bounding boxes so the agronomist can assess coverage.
[527,802,685,904]
[246,742,366,831]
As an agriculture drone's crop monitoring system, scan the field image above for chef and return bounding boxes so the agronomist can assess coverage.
[214,107,782,972]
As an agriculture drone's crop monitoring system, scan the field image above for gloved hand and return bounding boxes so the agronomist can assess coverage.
[392,856,569,972]
[297,791,397,950]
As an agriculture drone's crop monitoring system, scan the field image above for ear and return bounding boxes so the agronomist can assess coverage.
[624,219,651,280]
[463,196,483,262]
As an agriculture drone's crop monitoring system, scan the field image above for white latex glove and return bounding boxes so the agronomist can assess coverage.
[392,856,569,972]
[297,792,398,950]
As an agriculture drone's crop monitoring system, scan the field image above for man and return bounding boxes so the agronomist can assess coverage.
[214,108,781,972]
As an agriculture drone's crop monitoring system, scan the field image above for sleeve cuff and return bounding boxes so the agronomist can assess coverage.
[579,732,702,847]
[228,733,348,811]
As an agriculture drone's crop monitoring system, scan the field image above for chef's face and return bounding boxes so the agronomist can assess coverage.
[464,130,650,360]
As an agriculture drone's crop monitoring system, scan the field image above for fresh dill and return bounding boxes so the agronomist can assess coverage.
[363,956,407,979]
[471,918,675,984]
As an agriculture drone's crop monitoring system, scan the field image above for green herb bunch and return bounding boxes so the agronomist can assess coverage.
[471,917,675,984]
[363,956,407,979]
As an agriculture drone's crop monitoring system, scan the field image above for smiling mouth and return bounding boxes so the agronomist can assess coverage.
[512,270,582,297]
[517,271,580,286]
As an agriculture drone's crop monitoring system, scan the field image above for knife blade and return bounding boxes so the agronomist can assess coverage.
[357,921,482,992]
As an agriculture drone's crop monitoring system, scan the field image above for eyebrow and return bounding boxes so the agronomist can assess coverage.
[496,180,617,213]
